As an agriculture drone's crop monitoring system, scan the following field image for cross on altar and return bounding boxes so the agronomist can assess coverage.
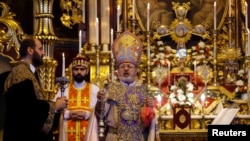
[154,2,210,53]
[205,100,209,107]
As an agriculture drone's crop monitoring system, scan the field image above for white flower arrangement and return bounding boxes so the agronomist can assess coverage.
[168,78,196,108]
[191,41,213,65]
[234,69,248,99]
[150,41,174,67]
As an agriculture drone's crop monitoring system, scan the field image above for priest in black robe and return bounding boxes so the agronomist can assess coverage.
[3,36,68,141]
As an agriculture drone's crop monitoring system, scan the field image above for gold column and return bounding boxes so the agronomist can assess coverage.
[33,0,58,100]
[88,0,98,47]
[101,0,110,51]
[122,0,128,31]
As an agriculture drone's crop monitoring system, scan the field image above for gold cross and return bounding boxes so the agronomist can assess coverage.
[81,127,86,135]
[153,2,210,50]
[205,100,209,107]
[81,96,89,103]
[67,127,76,135]
[69,96,77,103]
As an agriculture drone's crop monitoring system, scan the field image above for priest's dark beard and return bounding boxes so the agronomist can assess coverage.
[32,50,43,67]
[73,74,87,83]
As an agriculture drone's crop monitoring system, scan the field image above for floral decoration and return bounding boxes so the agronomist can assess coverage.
[150,41,173,68]
[234,69,248,99]
[190,41,213,65]
[168,77,196,108]
[149,40,214,70]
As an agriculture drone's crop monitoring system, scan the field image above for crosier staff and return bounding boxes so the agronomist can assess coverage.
[98,79,109,138]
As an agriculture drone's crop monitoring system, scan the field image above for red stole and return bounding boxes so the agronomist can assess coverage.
[66,83,92,141]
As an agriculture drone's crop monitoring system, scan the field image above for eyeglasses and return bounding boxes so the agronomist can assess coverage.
[119,64,136,69]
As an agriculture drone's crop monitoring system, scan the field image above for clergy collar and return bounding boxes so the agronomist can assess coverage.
[74,81,86,88]
[29,64,36,73]
[120,81,135,87]
[20,59,36,73]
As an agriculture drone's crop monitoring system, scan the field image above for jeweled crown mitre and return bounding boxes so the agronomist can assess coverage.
[112,30,143,67]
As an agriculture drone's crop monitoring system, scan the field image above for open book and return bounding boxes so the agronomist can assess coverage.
[211,108,239,125]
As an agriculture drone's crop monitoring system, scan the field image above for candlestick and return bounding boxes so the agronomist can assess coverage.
[147,3,150,31]
[214,2,216,30]
[246,2,248,29]
[96,18,99,46]
[117,6,120,32]
[62,52,65,77]
[79,30,82,53]
[132,0,135,19]
[229,0,231,17]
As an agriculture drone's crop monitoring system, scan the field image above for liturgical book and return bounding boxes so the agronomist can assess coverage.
[211,108,239,125]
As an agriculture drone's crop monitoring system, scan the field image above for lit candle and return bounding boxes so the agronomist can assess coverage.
[157,94,162,108]
[62,53,65,77]
[229,0,231,17]
[96,18,99,46]
[200,93,206,107]
[117,6,120,32]
[214,2,216,30]
[79,30,82,53]
[132,0,135,19]
[147,3,150,31]
[246,2,248,29]
[110,29,114,48]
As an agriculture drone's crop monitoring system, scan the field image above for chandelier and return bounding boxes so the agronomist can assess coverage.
[60,0,84,28]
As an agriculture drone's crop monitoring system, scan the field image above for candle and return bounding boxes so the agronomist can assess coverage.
[157,94,162,108]
[132,0,135,19]
[96,18,99,46]
[110,29,114,55]
[147,3,150,31]
[79,30,82,53]
[62,53,65,77]
[200,93,206,107]
[229,0,231,17]
[117,6,120,32]
[246,2,248,29]
[214,2,216,30]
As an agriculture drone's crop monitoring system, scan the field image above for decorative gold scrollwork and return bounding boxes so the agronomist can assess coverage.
[0,2,25,59]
